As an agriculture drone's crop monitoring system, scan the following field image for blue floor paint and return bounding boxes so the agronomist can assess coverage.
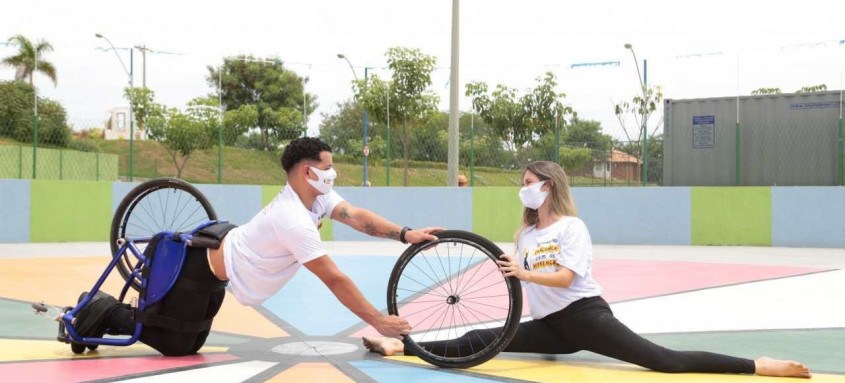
[261,254,491,336]
[261,256,398,336]
[351,360,500,383]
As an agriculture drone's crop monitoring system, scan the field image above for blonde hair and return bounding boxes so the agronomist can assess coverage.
[513,161,578,244]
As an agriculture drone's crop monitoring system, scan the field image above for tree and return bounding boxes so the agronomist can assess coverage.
[185,96,222,143]
[318,101,367,155]
[797,84,827,93]
[2,35,57,87]
[466,72,575,165]
[614,84,663,180]
[207,56,315,150]
[146,105,212,178]
[0,81,70,145]
[124,87,155,132]
[751,87,781,95]
[354,47,439,186]
[222,105,258,146]
[565,119,613,150]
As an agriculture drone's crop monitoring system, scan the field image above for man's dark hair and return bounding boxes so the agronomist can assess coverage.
[281,137,333,173]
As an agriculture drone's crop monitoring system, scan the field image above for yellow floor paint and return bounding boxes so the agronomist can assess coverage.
[387,356,845,383]
[0,339,227,363]
[0,257,287,339]
[0,257,129,305]
[263,362,355,383]
[212,292,288,338]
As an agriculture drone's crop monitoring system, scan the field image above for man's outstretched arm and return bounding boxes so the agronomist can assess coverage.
[304,254,410,338]
[330,201,443,243]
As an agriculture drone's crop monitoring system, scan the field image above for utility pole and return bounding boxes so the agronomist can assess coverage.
[447,0,461,186]
[134,45,150,88]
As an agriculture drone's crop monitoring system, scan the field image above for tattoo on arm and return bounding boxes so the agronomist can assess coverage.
[387,230,400,240]
[339,206,351,220]
[364,222,378,237]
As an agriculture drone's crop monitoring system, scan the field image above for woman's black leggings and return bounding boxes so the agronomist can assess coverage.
[413,296,755,374]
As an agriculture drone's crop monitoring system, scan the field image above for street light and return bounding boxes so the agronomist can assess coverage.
[624,43,648,186]
[337,53,369,186]
[96,33,135,181]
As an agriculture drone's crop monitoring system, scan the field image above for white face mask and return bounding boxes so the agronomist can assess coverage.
[307,166,337,194]
[519,180,548,210]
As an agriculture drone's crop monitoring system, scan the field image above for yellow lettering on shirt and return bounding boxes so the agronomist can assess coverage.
[531,259,558,270]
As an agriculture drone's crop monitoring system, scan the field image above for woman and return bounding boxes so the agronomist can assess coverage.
[364,161,810,378]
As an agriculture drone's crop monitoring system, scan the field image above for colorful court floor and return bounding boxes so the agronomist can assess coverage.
[0,243,843,382]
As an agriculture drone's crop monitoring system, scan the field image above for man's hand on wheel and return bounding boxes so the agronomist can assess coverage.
[405,227,445,244]
[373,314,412,339]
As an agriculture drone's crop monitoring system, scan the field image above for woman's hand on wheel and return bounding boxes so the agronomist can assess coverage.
[373,314,412,339]
[497,254,530,281]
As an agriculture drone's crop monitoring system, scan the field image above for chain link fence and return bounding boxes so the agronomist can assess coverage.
[0,111,662,186]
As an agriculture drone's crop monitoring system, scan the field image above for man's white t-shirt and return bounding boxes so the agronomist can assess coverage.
[516,216,602,319]
[223,184,344,305]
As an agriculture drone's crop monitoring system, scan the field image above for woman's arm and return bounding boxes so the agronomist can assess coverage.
[497,254,576,288]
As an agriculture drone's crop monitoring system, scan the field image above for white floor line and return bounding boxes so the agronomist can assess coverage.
[610,269,845,334]
[113,360,277,383]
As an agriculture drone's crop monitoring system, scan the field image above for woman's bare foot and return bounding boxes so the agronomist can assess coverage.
[362,336,404,356]
[755,357,812,378]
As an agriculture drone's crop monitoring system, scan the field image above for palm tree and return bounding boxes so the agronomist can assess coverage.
[2,34,57,87]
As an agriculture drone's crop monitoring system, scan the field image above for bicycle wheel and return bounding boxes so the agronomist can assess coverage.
[387,230,522,369]
[110,178,217,291]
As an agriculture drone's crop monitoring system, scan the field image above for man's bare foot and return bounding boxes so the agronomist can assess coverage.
[755,357,812,378]
[362,336,404,356]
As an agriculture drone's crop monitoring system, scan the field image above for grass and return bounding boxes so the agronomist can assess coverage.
[1,137,644,187]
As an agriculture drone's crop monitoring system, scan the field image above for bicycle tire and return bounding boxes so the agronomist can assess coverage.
[387,230,522,369]
[110,178,217,291]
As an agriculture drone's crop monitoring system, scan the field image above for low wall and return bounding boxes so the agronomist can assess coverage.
[1,179,843,248]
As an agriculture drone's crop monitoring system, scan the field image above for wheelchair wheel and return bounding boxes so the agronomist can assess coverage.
[111,178,217,291]
[71,343,86,354]
[387,230,522,369]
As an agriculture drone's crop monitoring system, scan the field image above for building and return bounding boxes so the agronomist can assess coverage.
[663,91,843,186]
[591,149,641,182]
[104,106,146,140]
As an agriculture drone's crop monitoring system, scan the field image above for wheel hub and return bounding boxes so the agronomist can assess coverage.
[446,295,460,305]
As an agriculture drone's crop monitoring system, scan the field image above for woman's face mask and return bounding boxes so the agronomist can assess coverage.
[307,166,337,194]
[519,180,548,210]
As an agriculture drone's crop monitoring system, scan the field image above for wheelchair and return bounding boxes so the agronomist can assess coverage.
[33,178,221,354]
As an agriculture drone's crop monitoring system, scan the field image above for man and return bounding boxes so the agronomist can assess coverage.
[76,137,440,356]
[457,174,468,187]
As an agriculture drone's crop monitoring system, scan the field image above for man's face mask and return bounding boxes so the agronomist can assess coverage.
[307,166,337,194]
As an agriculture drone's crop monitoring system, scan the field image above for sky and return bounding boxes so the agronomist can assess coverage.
[1,0,844,141]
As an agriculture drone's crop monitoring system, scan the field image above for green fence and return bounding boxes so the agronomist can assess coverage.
[0,145,118,181]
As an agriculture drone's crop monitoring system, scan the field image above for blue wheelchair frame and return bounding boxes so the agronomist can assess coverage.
[59,220,220,347]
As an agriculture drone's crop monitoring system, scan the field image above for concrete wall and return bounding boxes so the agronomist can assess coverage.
[1,179,843,248]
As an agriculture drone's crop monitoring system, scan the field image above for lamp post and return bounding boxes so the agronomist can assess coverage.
[624,43,648,186]
[337,53,369,186]
[97,33,135,181]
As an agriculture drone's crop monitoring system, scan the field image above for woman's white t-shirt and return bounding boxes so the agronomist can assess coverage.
[516,216,603,319]
[223,184,344,305]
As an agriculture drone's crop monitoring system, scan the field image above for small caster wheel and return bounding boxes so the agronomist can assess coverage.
[71,343,86,354]
[87,344,98,351]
